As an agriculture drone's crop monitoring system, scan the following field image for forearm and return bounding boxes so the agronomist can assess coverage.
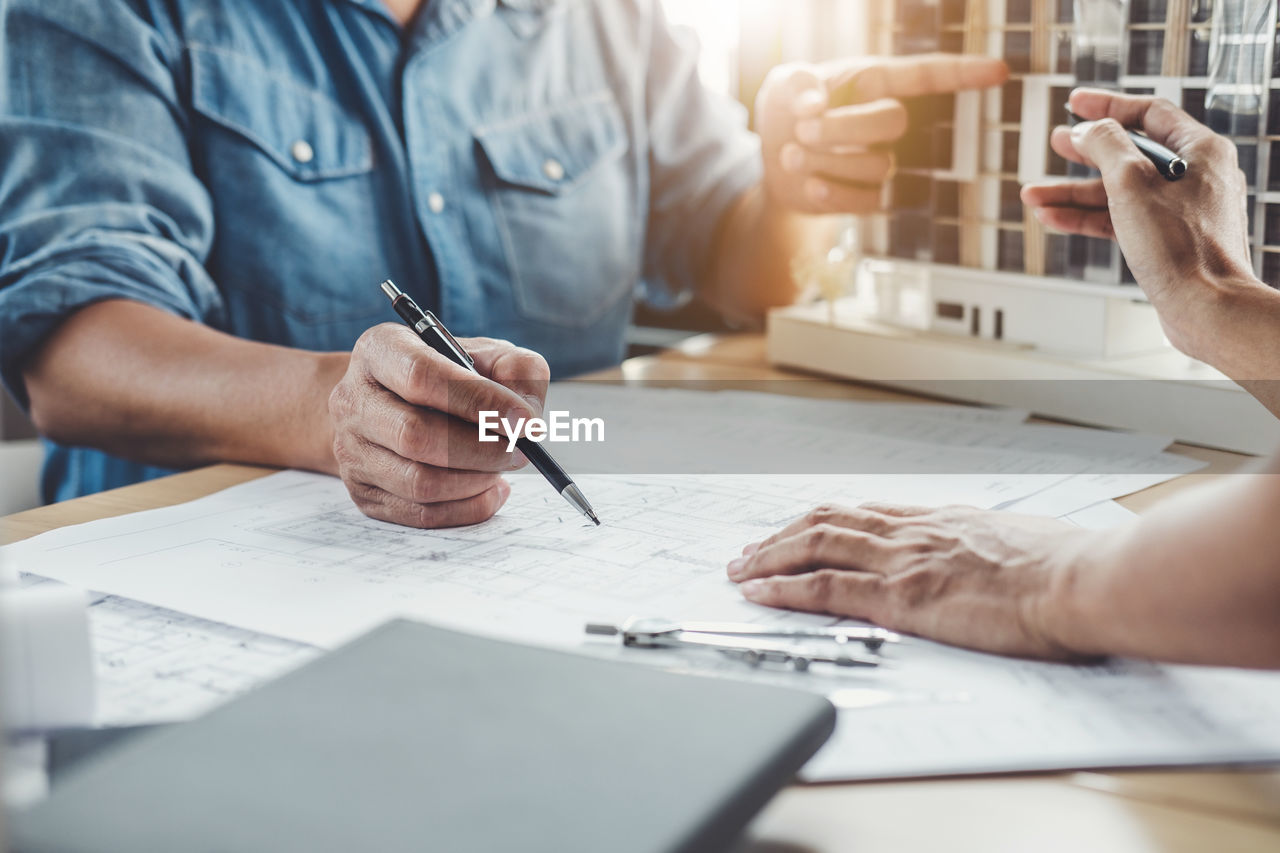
[23,300,347,474]
[1195,281,1280,418]
[1046,457,1280,667]
[703,183,837,324]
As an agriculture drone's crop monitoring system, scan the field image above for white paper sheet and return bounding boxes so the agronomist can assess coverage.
[8,385,1265,784]
[19,576,317,726]
[8,465,1279,783]
[6,470,1057,650]
[16,500,1138,730]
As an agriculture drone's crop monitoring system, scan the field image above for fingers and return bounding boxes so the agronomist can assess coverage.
[1020,179,1115,238]
[354,324,539,426]
[1049,125,1091,167]
[348,479,511,529]
[338,438,505,505]
[1020,178,1108,210]
[338,385,523,472]
[1069,119,1160,185]
[753,504,897,554]
[854,502,935,517]
[1067,88,1204,150]
[780,143,894,186]
[1034,205,1115,239]
[470,337,551,416]
[828,54,1008,106]
[729,523,894,582]
[794,98,908,148]
[740,570,886,621]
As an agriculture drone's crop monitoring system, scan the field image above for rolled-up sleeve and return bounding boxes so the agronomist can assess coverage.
[0,0,222,408]
[639,2,763,308]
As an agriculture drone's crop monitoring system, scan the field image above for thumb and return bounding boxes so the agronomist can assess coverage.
[1070,118,1155,181]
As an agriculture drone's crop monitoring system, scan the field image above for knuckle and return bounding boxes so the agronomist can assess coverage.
[507,348,551,383]
[805,570,838,606]
[406,463,435,504]
[1209,135,1237,159]
[807,504,843,526]
[525,351,552,382]
[804,523,836,558]
[395,412,434,461]
[1092,117,1123,136]
[344,479,378,508]
[850,507,891,534]
[327,380,352,418]
[455,379,494,417]
[331,436,360,472]
[403,351,433,395]
[350,329,375,362]
[357,323,402,363]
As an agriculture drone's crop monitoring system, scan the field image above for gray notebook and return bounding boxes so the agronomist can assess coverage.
[13,619,835,853]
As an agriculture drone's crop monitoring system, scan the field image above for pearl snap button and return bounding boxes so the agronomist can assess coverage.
[290,140,314,164]
[427,192,445,213]
[542,158,565,181]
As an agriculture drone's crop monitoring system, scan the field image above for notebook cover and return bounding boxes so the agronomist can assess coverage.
[13,619,835,853]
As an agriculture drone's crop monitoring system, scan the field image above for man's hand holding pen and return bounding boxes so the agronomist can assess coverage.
[1022,88,1270,371]
[327,324,549,529]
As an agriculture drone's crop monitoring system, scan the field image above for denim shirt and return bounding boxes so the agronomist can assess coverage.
[0,0,761,501]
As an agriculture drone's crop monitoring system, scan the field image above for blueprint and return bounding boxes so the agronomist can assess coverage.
[19,575,317,726]
[8,387,1271,783]
[9,469,1280,783]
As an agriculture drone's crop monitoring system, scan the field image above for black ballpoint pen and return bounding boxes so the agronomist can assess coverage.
[1066,106,1188,181]
[379,279,601,526]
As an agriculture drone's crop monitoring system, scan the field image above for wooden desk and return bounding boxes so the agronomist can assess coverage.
[4,334,1278,852]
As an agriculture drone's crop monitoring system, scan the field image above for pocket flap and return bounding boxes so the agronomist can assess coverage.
[189,46,373,181]
[474,94,625,195]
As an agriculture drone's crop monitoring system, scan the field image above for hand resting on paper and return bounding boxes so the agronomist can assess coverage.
[728,458,1280,669]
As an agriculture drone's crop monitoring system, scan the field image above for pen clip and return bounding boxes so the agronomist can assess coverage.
[422,310,475,367]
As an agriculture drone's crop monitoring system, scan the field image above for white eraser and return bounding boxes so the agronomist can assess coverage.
[0,585,96,730]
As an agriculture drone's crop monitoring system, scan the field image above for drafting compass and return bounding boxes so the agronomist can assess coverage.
[585,616,899,672]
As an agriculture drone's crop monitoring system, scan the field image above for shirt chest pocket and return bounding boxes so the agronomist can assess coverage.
[474,95,638,327]
[189,46,373,181]
[186,46,382,327]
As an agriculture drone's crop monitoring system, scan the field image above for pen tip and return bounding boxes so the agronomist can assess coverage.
[379,279,401,301]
